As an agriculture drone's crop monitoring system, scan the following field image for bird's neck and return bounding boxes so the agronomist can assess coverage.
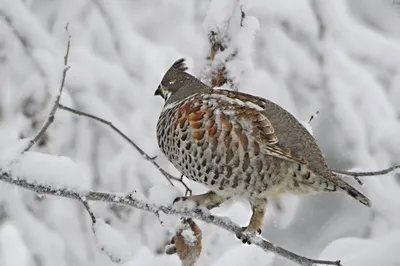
[165,80,210,106]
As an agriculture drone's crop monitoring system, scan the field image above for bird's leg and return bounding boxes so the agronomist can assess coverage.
[237,198,267,244]
[173,191,227,210]
[246,198,267,234]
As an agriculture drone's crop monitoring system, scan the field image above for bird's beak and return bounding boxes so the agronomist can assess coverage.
[154,85,162,97]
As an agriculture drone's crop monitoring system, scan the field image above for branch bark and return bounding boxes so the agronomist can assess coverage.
[0,169,341,266]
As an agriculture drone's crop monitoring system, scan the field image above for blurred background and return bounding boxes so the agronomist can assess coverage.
[0,0,400,265]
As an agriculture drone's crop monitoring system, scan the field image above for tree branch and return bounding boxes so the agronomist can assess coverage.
[0,169,341,266]
[308,111,320,124]
[332,165,400,177]
[58,103,192,194]
[23,24,71,153]
[80,196,96,224]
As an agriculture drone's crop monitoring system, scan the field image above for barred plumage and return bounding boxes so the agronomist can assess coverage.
[155,58,371,240]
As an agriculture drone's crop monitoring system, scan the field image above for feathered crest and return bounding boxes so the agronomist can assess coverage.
[171,58,188,72]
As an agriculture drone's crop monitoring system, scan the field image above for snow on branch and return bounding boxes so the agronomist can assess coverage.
[0,169,342,266]
[92,218,132,263]
[201,0,259,90]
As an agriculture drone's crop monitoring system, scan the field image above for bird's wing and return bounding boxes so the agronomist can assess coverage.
[240,108,307,165]
[201,90,307,165]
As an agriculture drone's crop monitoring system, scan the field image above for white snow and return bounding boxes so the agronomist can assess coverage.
[5,151,90,190]
[0,139,31,166]
[319,231,400,266]
[181,227,197,247]
[0,0,400,265]
[147,184,182,206]
[0,223,30,266]
[92,219,132,264]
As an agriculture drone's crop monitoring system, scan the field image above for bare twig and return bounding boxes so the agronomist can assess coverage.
[308,111,320,124]
[80,197,96,224]
[173,174,192,196]
[240,6,246,27]
[58,104,192,190]
[0,169,342,266]
[23,25,71,152]
[333,165,400,177]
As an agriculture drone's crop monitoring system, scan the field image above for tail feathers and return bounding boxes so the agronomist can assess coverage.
[329,175,371,207]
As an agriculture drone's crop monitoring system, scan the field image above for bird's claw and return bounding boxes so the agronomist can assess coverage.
[173,196,188,204]
[149,155,158,161]
[235,227,261,245]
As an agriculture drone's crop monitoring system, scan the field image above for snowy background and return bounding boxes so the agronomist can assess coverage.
[0,0,400,265]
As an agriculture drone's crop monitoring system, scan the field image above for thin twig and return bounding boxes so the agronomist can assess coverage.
[0,169,342,266]
[23,25,71,152]
[58,104,191,189]
[172,174,192,196]
[240,6,246,27]
[308,111,320,124]
[333,165,400,177]
[80,197,96,224]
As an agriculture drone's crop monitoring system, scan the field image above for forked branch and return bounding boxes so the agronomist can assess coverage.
[23,24,71,153]
[57,104,192,195]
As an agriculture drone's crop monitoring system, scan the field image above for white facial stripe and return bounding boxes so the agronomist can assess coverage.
[164,91,172,100]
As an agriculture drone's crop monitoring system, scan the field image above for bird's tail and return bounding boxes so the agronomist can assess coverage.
[329,174,371,207]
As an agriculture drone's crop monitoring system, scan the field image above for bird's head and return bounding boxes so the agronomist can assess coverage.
[154,58,208,103]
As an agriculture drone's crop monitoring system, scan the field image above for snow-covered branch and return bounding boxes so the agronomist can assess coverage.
[0,169,341,266]
[201,0,259,90]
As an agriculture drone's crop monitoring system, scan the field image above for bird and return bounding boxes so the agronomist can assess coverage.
[154,58,371,242]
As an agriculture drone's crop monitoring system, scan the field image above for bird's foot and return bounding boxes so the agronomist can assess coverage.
[173,191,225,210]
[235,227,262,245]
[173,196,196,206]
[173,196,188,204]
